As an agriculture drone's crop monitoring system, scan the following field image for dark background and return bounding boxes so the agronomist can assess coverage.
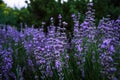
[0,0,120,28]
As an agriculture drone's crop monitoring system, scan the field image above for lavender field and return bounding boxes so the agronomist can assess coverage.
[0,2,120,80]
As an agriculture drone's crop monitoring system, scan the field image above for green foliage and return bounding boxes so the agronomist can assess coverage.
[27,0,120,28]
[27,0,63,26]
[27,0,88,32]
[0,1,32,28]
[93,0,120,19]
[0,0,120,29]
[84,43,101,80]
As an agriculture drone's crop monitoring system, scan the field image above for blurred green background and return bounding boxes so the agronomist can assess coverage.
[0,0,120,28]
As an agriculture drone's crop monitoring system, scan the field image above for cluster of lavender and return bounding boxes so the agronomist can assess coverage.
[98,16,120,79]
[0,2,120,80]
[32,17,69,80]
[71,2,97,78]
[0,26,18,80]
[0,20,68,80]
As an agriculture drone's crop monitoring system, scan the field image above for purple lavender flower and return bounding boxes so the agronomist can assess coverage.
[71,14,75,18]
[99,38,116,79]
[1,47,14,80]
[58,14,62,19]
[58,14,62,27]
[87,2,93,6]
[55,60,61,69]
[45,65,53,77]
[55,60,64,80]
[62,21,68,26]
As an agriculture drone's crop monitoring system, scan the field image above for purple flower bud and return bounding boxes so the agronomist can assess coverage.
[58,14,62,19]
[55,60,61,68]
[50,17,53,21]
[103,39,111,46]
[62,21,68,26]
[88,2,93,6]
[71,14,75,18]
[42,22,46,25]
[109,45,115,52]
